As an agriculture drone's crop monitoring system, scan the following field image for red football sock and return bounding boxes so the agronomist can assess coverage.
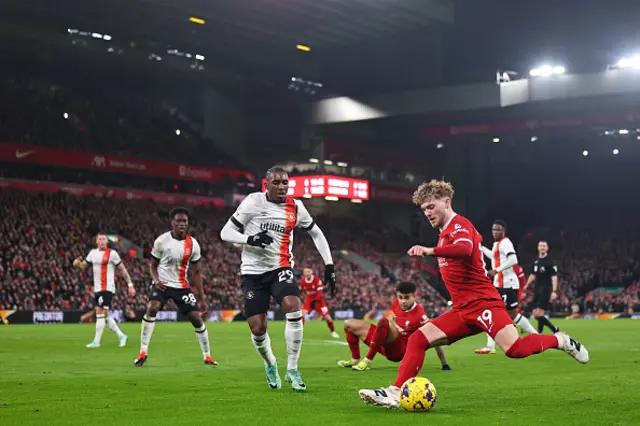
[345,329,361,360]
[327,319,335,333]
[392,331,430,388]
[365,318,390,361]
[505,334,559,358]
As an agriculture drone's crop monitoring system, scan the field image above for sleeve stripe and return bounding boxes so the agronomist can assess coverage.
[190,258,201,264]
[453,238,473,245]
[506,252,516,257]
[114,261,122,267]
[150,254,161,261]
[301,220,316,231]
[230,216,244,232]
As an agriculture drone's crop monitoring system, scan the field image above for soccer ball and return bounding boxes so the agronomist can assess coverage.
[400,377,437,412]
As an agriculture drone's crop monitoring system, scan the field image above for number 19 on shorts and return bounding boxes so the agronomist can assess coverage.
[476,309,493,332]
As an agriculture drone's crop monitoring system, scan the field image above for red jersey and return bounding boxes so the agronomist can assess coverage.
[392,299,429,339]
[433,214,501,309]
[300,276,324,301]
[513,264,527,288]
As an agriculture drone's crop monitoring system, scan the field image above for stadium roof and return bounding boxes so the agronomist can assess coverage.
[2,0,453,94]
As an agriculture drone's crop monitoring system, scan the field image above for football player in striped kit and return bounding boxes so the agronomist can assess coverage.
[73,233,136,348]
[134,207,217,367]
[475,220,538,354]
[221,167,336,392]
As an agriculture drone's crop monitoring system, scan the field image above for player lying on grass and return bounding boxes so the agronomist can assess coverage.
[338,281,450,371]
[359,179,588,409]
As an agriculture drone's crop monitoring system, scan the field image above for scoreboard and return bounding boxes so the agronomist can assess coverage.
[261,175,369,200]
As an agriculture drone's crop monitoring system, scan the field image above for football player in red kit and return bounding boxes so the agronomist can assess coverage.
[301,268,339,338]
[359,179,589,409]
[338,281,450,371]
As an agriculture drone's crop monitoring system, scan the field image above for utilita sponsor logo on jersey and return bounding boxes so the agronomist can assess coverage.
[260,222,293,234]
[179,165,213,179]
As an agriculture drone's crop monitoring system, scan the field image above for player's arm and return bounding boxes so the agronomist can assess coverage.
[190,261,208,316]
[550,263,559,300]
[72,253,91,271]
[149,237,166,290]
[490,242,518,276]
[220,197,273,248]
[524,273,536,291]
[297,201,336,295]
[409,234,473,258]
[116,262,136,297]
[481,245,493,259]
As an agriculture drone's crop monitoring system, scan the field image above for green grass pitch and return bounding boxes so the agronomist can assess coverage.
[1,320,639,425]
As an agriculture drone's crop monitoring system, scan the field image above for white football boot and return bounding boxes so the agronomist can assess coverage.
[359,386,400,409]
[555,331,589,364]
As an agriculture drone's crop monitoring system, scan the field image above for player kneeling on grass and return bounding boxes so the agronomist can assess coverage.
[359,180,589,409]
[134,207,217,367]
[338,282,450,372]
[73,233,136,348]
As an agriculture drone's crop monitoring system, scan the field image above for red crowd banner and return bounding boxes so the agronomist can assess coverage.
[261,175,369,200]
[0,178,226,208]
[421,111,640,139]
[0,142,254,183]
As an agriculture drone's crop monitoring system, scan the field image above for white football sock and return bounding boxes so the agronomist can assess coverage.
[195,324,211,358]
[285,310,304,371]
[486,335,496,350]
[515,313,538,334]
[106,315,125,339]
[140,315,156,353]
[94,314,106,344]
[252,333,277,367]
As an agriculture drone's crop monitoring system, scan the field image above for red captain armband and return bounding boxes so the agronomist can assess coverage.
[432,240,473,258]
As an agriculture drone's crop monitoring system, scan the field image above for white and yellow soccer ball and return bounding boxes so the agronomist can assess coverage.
[400,377,437,412]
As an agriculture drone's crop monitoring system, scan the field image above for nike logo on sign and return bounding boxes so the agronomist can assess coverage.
[15,150,34,159]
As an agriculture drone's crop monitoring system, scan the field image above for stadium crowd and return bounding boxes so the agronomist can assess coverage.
[0,187,638,316]
[0,189,447,315]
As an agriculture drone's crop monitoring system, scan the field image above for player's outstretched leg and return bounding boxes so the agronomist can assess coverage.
[106,313,128,347]
[497,325,588,363]
[360,329,433,409]
[284,309,306,392]
[357,318,391,371]
[514,313,538,335]
[187,312,217,366]
[248,314,281,389]
[325,315,339,338]
[475,335,497,355]
[86,309,105,348]
[435,346,451,370]
[134,301,160,366]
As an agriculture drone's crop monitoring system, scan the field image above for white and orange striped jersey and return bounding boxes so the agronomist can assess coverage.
[231,192,314,275]
[481,237,519,289]
[85,248,122,293]
[151,232,202,289]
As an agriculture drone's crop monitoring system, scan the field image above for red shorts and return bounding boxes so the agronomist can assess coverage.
[430,299,514,344]
[303,297,329,316]
[365,324,407,362]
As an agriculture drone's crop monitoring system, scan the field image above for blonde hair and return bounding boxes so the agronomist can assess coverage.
[412,179,455,205]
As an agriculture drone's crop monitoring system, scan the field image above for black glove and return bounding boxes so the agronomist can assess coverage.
[247,230,273,248]
[325,264,336,296]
